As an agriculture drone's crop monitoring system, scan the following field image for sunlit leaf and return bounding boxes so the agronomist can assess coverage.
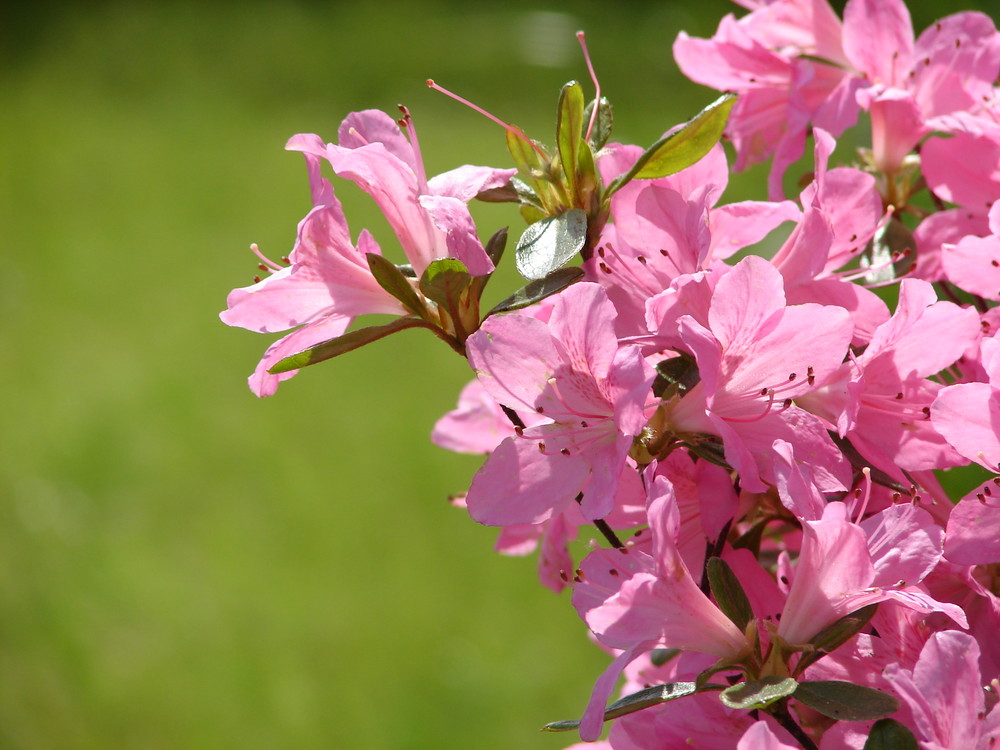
[557,80,586,198]
[486,266,584,316]
[514,209,587,280]
[719,677,797,710]
[542,682,700,732]
[268,317,428,373]
[607,93,735,197]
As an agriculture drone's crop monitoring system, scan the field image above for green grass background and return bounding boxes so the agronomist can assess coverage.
[0,1,988,747]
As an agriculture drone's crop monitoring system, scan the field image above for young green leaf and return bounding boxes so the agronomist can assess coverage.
[557,80,586,199]
[583,96,613,150]
[706,556,754,632]
[607,93,736,197]
[793,681,899,721]
[267,317,429,374]
[863,719,920,750]
[486,266,584,316]
[514,209,587,280]
[719,677,798,710]
[418,259,471,310]
[366,253,429,319]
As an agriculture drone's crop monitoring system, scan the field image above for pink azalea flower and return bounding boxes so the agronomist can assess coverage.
[884,630,1000,750]
[777,502,965,647]
[221,141,407,396]
[940,203,1000,301]
[299,109,516,277]
[662,255,853,495]
[829,278,981,482]
[463,282,655,527]
[572,475,749,741]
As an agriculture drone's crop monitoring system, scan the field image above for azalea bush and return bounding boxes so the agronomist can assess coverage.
[221,0,1000,747]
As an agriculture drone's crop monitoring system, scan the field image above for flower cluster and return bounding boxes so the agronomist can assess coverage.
[222,2,1000,748]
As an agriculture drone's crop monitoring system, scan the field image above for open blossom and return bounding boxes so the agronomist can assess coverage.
[660,254,853,497]
[463,282,655,527]
[884,631,1000,749]
[222,108,515,396]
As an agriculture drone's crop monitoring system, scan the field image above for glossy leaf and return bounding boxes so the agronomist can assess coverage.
[583,96,613,150]
[514,209,587,280]
[719,677,798,710]
[366,253,427,318]
[268,317,428,374]
[707,556,754,632]
[486,266,584,316]
[794,681,898,721]
[418,259,471,310]
[557,81,586,198]
[863,719,919,750]
[608,93,735,196]
[542,682,700,732]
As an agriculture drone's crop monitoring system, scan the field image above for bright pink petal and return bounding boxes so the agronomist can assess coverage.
[945,480,1000,565]
[842,0,913,86]
[417,194,493,276]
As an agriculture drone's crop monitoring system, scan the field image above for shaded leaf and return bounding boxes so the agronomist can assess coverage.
[707,557,754,632]
[515,209,587,280]
[583,96,613,150]
[474,182,519,203]
[650,648,682,668]
[794,681,898,721]
[863,719,919,750]
[608,93,735,196]
[268,317,428,374]
[484,226,509,267]
[487,266,584,316]
[652,352,700,398]
[366,253,427,317]
[861,217,915,285]
[542,682,700,732]
[795,604,878,674]
[719,677,798,710]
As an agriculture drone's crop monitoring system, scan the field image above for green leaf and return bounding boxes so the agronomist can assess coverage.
[484,226,508,267]
[473,182,519,203]
[861,216,915,285]
[795,604,878,674]
[863,719,919,750]
[583,96,613,150]
[719,677,798,710]
[542,682,699,732]
[486,266,584,316]
[418,258,470,310]
[607,93,736,196]
[650,648,681,668]
[506,129,550,186]
[652,352,700,398]
[706,557,754,632]
[514,209,587,280]
[793,681,898,721]
[557,80,586,198]
[366,253,427,318]
[267,317,428,374]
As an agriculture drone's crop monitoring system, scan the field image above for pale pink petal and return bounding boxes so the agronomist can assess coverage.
[426,164,517,201]
[337,109,420,177]
[945,481,1000,565]
[417,194,493,276]
[738,721,799,750]
[922,131,1000,210]
[942,234,1000,301]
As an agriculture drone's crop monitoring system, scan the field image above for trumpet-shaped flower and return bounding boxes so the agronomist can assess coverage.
[463,282,655,527]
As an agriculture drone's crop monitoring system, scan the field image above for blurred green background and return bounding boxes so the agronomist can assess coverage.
[0,1,987,748]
